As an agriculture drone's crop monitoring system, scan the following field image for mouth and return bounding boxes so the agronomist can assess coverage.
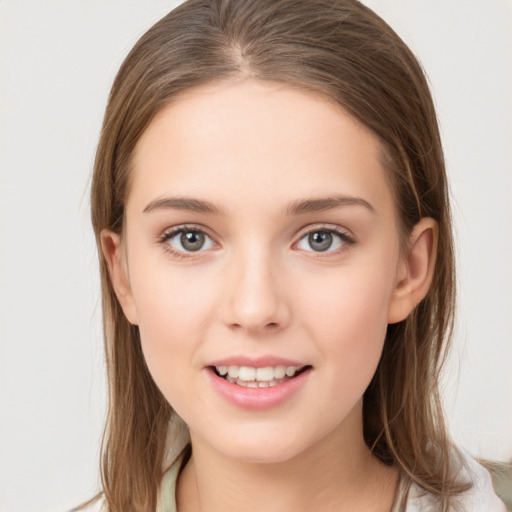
[210,364,312,388]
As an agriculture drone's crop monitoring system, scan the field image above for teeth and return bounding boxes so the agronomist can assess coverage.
[238,366,256,381]
[215,364,304,385]
[227,365,239,378]
[256,367,274,381]
[285,366,297,377]
[274,366,286,379]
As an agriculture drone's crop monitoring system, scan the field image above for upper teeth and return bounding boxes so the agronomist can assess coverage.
[216,365,301,382]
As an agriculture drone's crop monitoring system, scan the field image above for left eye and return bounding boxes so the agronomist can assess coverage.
[296,230,348,253]
[164,228,215,253]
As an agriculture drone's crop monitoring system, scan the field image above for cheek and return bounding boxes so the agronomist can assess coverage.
[297,263,395,384]
[128,257,220,390]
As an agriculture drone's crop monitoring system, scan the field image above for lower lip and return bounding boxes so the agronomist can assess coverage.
[206,367,312,411]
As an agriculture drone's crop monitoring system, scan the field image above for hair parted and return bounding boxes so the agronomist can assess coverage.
[90,1,467,510]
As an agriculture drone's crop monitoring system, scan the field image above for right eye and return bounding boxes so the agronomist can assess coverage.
[160,227,215,255]
[294,225,354,255]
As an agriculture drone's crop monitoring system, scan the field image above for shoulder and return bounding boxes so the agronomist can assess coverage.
[405,453,508,511]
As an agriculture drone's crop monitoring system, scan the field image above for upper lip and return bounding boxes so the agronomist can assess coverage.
[207,356,309,368]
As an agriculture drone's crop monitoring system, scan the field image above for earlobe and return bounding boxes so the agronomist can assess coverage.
[100,229,139,325]
[387,218,438,324]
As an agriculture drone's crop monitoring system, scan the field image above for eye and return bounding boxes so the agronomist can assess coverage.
[296,228,353,253]
[160,227,215,254]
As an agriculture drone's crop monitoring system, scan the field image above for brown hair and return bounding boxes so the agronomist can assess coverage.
[90,0,467,510]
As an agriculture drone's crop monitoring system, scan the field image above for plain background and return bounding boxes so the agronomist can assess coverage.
[0,1,511,511]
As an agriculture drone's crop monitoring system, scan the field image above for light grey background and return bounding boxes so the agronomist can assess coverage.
[0,1,511,511]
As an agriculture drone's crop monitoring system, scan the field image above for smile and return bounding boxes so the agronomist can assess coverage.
[213,365,308,387]
[206,361,312,410]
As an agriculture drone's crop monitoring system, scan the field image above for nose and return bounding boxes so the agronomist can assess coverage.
[222,246,290,334]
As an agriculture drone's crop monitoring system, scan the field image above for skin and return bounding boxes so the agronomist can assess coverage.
[103,79,437,511]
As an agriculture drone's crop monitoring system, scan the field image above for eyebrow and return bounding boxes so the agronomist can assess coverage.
[283,195,375,215]
[142,194,375,216]
[143,197,224,215]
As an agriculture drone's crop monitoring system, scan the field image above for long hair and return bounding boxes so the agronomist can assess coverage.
[90,1,465,510]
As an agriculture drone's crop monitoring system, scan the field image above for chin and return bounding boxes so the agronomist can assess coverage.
[224,443,302,464]
[201,426,317,465]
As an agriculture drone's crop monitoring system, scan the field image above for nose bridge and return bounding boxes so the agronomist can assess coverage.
[223,240,289,332]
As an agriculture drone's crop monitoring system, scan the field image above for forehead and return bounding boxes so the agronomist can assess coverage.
[129,79,395,217]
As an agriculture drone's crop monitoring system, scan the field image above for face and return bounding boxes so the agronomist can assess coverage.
[106,80,424,464]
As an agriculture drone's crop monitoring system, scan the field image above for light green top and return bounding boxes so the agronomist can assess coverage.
[158,452,184,512]
[156,450,410,512]
[156,448,509,512]
[83,448,509,511]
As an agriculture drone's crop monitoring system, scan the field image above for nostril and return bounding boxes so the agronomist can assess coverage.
[229,321,280,331]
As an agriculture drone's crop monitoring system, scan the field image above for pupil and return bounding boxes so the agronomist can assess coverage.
[309,231,332,252]
[181,231,205,251]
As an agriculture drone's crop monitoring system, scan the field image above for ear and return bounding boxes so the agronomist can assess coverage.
[387,218,438,324]
[100,229,139,325]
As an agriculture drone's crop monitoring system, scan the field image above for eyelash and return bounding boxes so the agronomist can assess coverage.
[157,224,355,260]
[157,224,215,260]
[295,225,355,257]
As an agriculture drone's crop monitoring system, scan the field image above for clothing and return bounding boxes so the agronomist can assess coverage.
[79,449,508,511]
[155,449,507,512]
[391,454,508,511]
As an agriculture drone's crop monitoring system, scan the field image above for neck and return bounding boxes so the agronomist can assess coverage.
[176,403,398,512]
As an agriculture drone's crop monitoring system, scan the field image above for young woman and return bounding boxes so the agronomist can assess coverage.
[83,0,508,510]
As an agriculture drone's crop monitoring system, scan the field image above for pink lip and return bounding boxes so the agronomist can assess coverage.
[207,356,307,368]
[205,365,312,411]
